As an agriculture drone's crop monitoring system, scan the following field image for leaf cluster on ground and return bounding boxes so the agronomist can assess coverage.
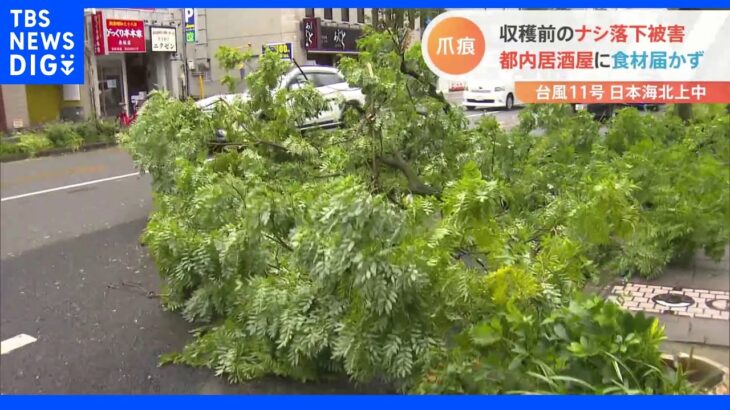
[121,22,728,394]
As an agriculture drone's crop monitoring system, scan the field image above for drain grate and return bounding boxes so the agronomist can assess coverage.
[652,293,695,308]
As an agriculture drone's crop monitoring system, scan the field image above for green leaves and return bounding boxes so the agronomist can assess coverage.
[470,319,502,347]
[119,25,725,395]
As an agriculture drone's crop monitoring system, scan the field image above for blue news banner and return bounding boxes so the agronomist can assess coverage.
[1,395,728,408]
[1,5,84,84]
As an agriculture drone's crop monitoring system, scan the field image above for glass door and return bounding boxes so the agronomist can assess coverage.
[98,60,125,118]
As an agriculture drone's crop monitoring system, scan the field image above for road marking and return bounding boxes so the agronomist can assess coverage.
[1,334,37,355]
[0,165,107,189]
[1,172,140,202]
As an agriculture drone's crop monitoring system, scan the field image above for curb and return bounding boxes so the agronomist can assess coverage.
[0,142,117,163]
[661,352,730,390]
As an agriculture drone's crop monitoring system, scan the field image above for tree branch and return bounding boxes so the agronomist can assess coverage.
[399,60,452,115]
[377,150,440,197]
[263,232,293,252]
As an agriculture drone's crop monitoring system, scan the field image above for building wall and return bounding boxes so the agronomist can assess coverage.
[26,86,63,125]
[0,85,31,130]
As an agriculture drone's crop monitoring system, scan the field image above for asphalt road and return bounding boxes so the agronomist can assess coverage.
[0,110,520,393]
[0,148,392,394]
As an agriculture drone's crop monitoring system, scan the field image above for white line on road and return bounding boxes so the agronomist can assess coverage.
[1,334,37,355]
[1,172,140,202]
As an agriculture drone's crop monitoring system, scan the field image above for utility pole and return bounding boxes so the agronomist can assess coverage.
[180,8,191,99]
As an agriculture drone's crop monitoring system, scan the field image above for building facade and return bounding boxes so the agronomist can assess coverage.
[85,8,186,119]
[1,8,440,132]
[183,8,435,98]
[184,8,372,98]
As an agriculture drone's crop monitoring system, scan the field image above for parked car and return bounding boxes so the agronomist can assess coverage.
[196,65,365,130]
[573,103,663,121]
[462,80,519,110]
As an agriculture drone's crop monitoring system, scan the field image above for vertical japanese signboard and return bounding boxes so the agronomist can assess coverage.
[91,10,105,55]
[184,8,196,43]
[105,19,146,53]
[303,17,318,50]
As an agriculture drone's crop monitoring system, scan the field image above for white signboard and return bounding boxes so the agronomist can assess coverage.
[151,26,177,52]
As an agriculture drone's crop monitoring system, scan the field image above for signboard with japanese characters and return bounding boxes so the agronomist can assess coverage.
[151,26,177,52]
[421,10,730,104]
[92,11,105,55]
[303,19,361,53]
[303,17,318,50]
[262,42,292,60]
[106,19,146,53]
[318,25,361,52]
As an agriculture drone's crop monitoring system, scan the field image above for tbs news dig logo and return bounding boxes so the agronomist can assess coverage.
[4,9,83,84]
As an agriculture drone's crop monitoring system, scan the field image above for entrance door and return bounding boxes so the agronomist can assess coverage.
[98,60,125,118]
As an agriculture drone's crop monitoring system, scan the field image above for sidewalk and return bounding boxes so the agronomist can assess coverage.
[603,246,730,367]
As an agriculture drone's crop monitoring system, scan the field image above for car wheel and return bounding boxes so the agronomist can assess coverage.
[505,94,514,111]
[601,105,616,122]
[465,105,475,110]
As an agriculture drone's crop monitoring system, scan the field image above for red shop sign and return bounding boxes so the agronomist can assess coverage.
[92,11,106,55]
[106,19,146,53]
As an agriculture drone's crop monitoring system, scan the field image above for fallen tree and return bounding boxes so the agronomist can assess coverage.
[121,23,728,393]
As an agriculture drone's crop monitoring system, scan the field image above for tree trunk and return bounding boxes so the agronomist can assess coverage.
[676,104,693,123]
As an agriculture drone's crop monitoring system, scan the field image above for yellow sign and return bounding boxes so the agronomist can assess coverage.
[262,42,292,60]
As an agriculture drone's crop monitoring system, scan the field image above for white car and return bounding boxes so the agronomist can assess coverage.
[462,81,519,111]
[196,65,365,130]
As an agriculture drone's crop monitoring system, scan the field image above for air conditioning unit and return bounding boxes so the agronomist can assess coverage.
[195,60,210,72]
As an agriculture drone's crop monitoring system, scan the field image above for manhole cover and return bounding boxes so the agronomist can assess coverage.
[706,298,729,312]
[653,293,695,308]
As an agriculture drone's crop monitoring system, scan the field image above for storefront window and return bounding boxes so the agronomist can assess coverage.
[341,9,349,22]
[324,8,333,20]
[305,8,314,18]
[357,9,365,23]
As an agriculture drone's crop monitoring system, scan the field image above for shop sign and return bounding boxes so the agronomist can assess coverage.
[184,8,196,43]
[105,19,146,53]
[151,26,176,52]
[304,21,362,53]
[262,42,292,60]
[303,17,318,50]
[320,26,361,52]
[92,11,105,55]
